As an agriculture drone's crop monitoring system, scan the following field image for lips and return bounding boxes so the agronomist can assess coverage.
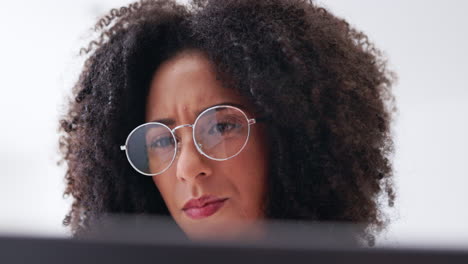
[182,195,228,219]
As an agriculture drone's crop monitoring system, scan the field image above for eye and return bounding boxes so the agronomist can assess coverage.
[208,122,241,135]
[149,136,175,149]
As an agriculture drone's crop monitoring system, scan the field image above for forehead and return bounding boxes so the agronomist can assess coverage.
[145,50,250,122]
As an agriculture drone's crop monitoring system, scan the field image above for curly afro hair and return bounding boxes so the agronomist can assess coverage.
[59,0,396,245]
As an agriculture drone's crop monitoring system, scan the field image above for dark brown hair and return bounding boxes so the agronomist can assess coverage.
[59,0,396,245]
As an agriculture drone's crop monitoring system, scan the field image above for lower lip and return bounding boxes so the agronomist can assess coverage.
[183,199,228,219]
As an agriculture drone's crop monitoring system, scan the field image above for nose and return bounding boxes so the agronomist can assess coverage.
[174,127,213,182]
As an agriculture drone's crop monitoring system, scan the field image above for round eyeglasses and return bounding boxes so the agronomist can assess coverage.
[120,105,259,176]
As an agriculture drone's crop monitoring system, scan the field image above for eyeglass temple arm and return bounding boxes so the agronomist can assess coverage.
[253,116,269,124]
[120,145,126,151]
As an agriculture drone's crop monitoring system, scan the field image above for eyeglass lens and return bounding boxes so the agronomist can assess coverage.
[125,106,250,175]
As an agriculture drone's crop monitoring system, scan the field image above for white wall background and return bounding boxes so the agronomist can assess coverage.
[0,0,467,247]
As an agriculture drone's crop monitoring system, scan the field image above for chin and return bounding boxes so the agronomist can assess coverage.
[179,218,265,241]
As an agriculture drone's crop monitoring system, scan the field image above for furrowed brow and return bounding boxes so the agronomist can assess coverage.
[149,102,248,125]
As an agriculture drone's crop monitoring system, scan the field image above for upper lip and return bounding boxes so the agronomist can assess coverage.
[182,195,228,210]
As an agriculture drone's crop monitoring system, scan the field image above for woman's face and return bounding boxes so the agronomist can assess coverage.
[145,50,269,240]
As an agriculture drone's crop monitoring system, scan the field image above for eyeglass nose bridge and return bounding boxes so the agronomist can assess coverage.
[171,123,193,133]
[171,124,194,147]
[170,124,198,153]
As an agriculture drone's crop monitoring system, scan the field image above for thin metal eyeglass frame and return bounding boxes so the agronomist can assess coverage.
[120,105,257,176]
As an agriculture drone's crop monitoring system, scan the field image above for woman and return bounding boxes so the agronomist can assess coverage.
[59,0,396,245]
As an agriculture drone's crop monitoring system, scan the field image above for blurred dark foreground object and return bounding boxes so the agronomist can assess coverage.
[1,215,467,264]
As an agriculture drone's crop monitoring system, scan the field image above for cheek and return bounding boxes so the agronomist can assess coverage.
[223,135,269,218]
[229,171,266,218]
[151,174,177,212]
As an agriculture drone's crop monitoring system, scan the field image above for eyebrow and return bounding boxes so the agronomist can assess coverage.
[149,102,248,125]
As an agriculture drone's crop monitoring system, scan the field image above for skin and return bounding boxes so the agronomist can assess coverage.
[145,50,269,240]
